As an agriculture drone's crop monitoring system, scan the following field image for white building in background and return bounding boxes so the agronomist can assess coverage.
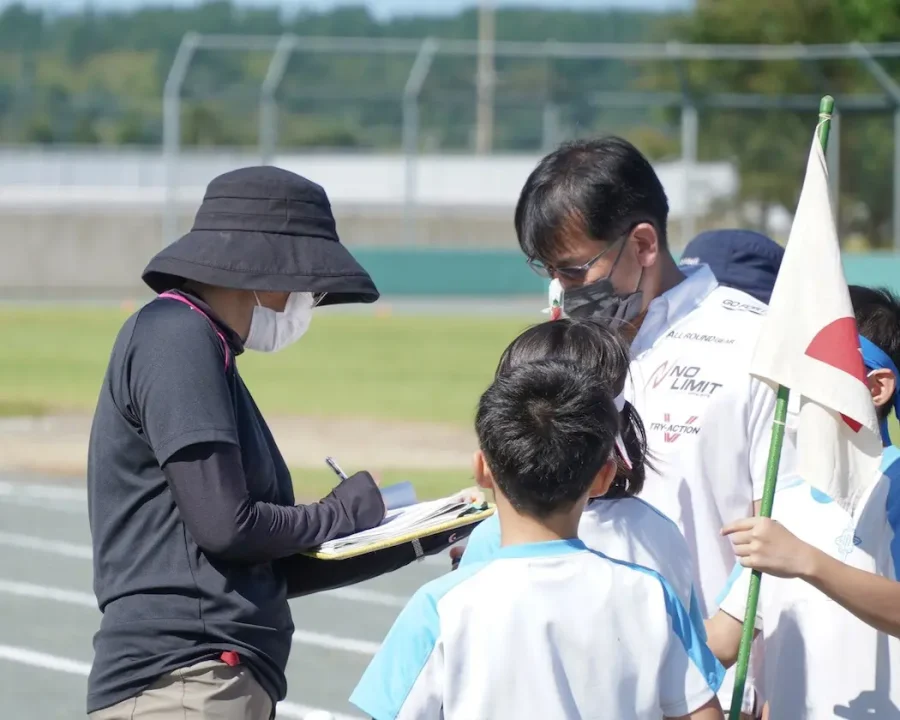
[0,147,757,298]
[0,148,738,228]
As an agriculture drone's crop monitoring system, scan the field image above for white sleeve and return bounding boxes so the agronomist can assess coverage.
[715,563,765,714]
[656,574,725,717]
[661,522,707,641]
[748,376,797,503]
[350,590,444,720]
[717,562,764,631]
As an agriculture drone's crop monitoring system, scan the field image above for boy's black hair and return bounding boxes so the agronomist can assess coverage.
[850,285,900,419]
[495,318,649,497]
[515,136,669,265]
[475,359,619,519]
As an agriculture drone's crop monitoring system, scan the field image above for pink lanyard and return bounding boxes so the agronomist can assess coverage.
[158,291,231,371]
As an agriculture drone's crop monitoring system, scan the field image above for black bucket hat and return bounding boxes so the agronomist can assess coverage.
[142,166,379,306]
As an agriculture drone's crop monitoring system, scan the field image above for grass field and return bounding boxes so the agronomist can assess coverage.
[288,467,474,502]
[0,306,532,424]
[0,306,530,499]
[4,305,897,500]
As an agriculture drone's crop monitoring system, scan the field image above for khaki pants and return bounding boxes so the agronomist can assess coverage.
[89,660,273,720]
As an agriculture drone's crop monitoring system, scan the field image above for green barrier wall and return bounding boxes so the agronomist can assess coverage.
[353,248,900,296]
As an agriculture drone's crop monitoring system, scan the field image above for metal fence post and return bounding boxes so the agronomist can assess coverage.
[259,34,298,166]
[162,32,200,249]
[33,34,900,260]
[401,38,438,246]
[672,43,698,246]
[852,42,900,251]
[681,103,699,246]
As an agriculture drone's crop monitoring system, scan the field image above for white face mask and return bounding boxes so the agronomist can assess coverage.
[245,291,317,353]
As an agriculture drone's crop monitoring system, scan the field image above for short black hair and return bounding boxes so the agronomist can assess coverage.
[850,285,900,418]
[475,359,619,519]
[495,318,649,497]
[515,136,670,264]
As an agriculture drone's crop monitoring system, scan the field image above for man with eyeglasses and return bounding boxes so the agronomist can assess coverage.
[513,136,796,718]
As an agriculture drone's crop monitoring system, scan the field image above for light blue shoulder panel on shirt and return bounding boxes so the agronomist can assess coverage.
[715,560,747,609]
[462,501,709,638]
[619,497,708,638]
[457,512,501,569]
[349,560,488,720]
[350,539,588,720]
[881,445,900,575]
[716,453,900,602]
[596,552,726,694]
[714,475,809,609]
[688,588,707,641]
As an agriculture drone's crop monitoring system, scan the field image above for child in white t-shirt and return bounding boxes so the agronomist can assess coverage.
[706,285,900,717]
[351,359,724,720]
[457,318,703,626]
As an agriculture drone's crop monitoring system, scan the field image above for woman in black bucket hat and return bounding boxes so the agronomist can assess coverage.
[85,167,387,720]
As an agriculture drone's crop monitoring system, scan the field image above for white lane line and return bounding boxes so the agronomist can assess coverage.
[0,481,86,503]
[0,579,97,609]
[0,531,93,559]
[0,532,410,608]
[0,644,361,720]
[0,483,453,573]
[0,483,455,565]
[0,579,378,656]
[0,644,92,676]
[278,701,362,720]
[327,586,405,608]
[292,630,378,656]
[0,494,86,515]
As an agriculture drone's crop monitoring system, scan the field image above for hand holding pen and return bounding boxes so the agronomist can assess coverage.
[325,456,348,481]
[325,456,417,511]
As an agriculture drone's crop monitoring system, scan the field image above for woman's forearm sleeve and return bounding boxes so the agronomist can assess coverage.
[163,442,385,562]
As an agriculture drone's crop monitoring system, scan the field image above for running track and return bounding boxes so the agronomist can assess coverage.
[0,475,453,719]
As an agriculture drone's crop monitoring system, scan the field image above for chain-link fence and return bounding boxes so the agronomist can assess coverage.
[5,37,900,299]
[150,36,900,251]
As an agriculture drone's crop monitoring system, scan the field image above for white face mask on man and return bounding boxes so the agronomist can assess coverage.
[245,291,317,353]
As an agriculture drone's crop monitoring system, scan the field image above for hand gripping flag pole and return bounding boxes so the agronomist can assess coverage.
[726,95,835,720]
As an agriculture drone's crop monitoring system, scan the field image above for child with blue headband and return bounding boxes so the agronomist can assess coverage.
[703,285,900,718]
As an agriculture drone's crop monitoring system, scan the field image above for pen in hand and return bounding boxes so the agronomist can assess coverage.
[326,456,387,516]
[325,456,348,481]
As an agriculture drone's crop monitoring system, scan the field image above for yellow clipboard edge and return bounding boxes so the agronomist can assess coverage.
[303,505,495,561]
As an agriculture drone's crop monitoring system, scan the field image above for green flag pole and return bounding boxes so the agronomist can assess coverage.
[726,94,835,720]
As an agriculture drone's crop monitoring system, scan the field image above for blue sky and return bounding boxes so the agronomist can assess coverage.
[2,0,691,19]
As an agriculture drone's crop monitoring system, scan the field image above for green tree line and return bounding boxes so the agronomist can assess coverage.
[1,0,900,245]
[0,1,666,148]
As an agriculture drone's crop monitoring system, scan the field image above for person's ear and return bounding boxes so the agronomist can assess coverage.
[588,459,618,498]
[868,369,896,413]
[630,222,660,270]
[473,450,494,491]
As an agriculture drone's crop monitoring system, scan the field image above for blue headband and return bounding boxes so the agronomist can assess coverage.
[859,335,900,425]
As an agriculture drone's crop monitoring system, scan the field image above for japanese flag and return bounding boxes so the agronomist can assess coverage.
[749,130,883,514]
[542,279,563,320]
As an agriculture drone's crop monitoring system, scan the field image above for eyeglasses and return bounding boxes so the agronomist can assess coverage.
[527,238,626,281]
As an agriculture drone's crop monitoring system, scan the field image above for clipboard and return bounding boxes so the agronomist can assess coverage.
[302,504,495,561]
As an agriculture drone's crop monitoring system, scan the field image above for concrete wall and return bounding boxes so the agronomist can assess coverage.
[0,201,523,298]
[2,199,898,301]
